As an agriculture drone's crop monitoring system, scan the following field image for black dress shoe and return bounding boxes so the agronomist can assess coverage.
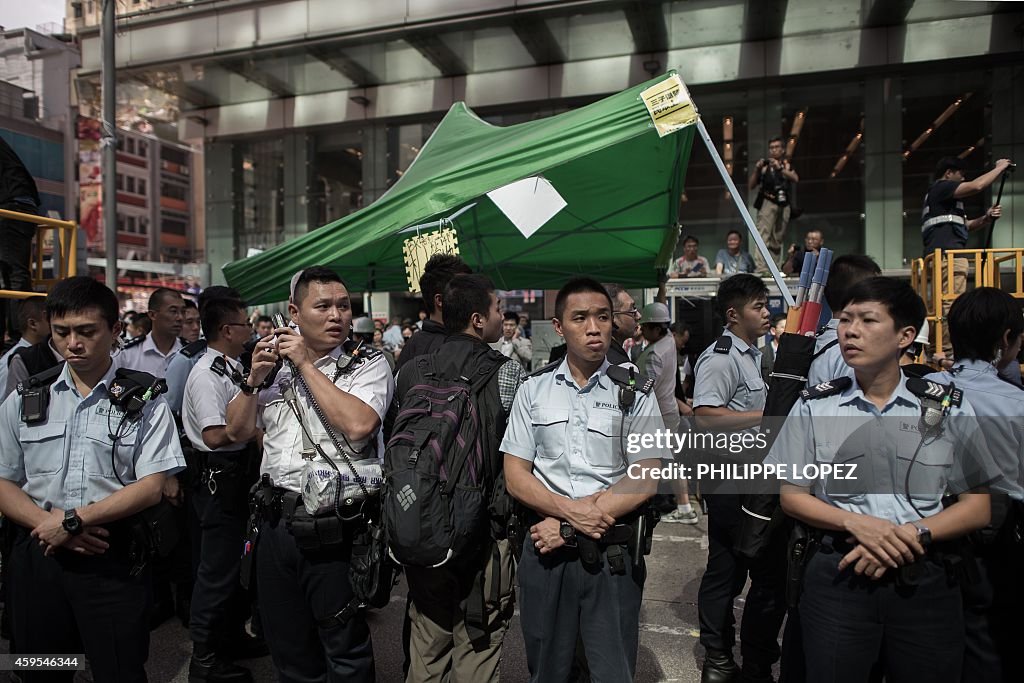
[220,633,270,660]
[188,654,253,682]
[702,648,740,683]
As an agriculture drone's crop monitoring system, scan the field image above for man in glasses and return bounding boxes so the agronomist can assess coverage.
[605,284,640,367]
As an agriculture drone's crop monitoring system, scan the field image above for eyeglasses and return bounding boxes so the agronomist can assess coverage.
[613,308,641,319]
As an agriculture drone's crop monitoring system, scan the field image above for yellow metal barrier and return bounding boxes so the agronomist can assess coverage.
[911,247,1024,357]
[0,207,77,300]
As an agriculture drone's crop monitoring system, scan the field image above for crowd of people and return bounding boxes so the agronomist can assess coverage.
[0,145,1019,683]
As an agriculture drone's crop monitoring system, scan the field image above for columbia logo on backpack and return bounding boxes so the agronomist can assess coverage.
[382,346,507,568]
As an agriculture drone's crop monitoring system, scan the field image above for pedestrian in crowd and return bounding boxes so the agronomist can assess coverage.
[925,287,1024,683]
[671,320,695,406]
[693,273,784,683]
[397,253,472,371]
[749,137,799,273]
[384,315,405,348]
[126,311,152,339]
[669,235,711,278]
[0,298,48,401]
[766,277,994,683]
[401,324,416,342]
[605,283,639,366]
[714,230,756,276]
[493,310,533,369]
[518,313,532,340]
[782,229,823,276]
[183,296,266,682]
[225,266,394,681]
[182,299,201,344]
[353,316,395,371]
[760,314,787,382]
[921,157,1011,358]
[254,315,274,342]
[501,277,667,681]
[0,275,186,682]
[399,273,523,682]
[119,287,186,377]
[416,309,427,329]
[806,255,881,387]
[637,303,698,525]
[0,137,42,342]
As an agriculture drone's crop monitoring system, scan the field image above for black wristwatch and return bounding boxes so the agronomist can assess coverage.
[559,521,577,548]
[912,522,932,548]
[62,509,83,537]
[238,380,259,395]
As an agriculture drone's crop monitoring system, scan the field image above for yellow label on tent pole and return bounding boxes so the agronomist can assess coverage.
[402,228,460,293]
[641,74,699,138]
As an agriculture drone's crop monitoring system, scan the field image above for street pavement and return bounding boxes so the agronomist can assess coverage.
[3,514,725,682]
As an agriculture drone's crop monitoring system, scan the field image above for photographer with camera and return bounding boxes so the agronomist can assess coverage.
[749,137,799,274]
[0,276,185,682]
[224,266,394,682]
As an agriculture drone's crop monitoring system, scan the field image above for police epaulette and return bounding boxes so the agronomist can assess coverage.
[525,360,560,379]
[906,377,963,408]
[714,336,732,354]
[16,363,63,395]
[800,376,853,401]
[180,338,208,358]
[121,334,145,349]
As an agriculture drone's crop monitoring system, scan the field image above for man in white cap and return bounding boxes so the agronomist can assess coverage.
[636,303,698,524]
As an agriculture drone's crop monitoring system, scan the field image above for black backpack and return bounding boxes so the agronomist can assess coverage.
[382,341,506,568]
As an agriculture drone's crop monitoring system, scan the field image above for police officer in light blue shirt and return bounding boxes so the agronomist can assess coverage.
[766,277,993,683]
[0,276,185,683]
[806,255,880,387]
[924,287,1024,682]
[502,277,668,682]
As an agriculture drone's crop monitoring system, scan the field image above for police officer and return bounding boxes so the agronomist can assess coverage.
[184,295,266,681]
[766,277,994,683]
[225,266,394,682]
[693,273,785,683]
[501,277,669,682]
[925,287,1024,682]
[118,287,186,377]
[0,275,185,682]
[806,255,880,387]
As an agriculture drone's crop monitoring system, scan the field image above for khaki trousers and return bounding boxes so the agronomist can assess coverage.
[753,201,791,272]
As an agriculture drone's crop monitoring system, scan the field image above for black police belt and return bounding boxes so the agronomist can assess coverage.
[814,528,972,587]
[525,506,646,575]
[253,485,362,551]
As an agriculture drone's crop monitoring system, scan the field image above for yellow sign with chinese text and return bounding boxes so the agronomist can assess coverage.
[403,228,461,293]
[640,74,699,138]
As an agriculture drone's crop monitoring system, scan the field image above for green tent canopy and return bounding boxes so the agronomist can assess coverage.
[223,73,695,304]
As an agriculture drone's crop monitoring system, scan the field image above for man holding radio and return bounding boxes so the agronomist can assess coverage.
[225,266,394,682]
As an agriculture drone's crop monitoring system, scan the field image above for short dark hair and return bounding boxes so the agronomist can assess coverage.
[769,136,784,146]
[682,235,699,246]
[503,311,520,323]
[935,156,965,179]
[149,287,183,311]
[183,299,198,312]
[555,277,613,320]
[824,254,881,311]
[16,298,46,333]
[716,274,768,318]
[201,297,247,343]
[841,277,925,336]
[771,314,787,327]
[130,312,152,334]
[670,321,689,336]
[947,287,1024,362]
[419,254,472,315]
[443,273,495,334]
[604,283,626,306]
[46,276,119,329]
[726,229,743,240]
[198,285,242,312]
[292,266,345,305]
[256,315,273,326]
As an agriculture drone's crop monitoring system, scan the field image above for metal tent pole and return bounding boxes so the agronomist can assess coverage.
[102,0,118,290]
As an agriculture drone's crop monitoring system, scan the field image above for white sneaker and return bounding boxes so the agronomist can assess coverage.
[662,508,699,524]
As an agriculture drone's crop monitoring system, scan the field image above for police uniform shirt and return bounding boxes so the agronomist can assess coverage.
[764,376,987,524]
[806,318,851,387]
[0,361,186,511]
[636,333,679,432]
[500,357,671,500]
[165,349,204,415]
[693,328,766,420]
[0,337,30,401]
[256,345,395,493]
[183,351,246,454]
[927,359,1024,501]
[117,335,183,378]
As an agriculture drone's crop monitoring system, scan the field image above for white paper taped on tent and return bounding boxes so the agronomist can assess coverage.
[640,74,699,138]
[403,227,460,292]
[486,176,567,239]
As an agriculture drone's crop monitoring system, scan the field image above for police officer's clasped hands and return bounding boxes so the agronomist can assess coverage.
[836,516,926,579]
[31,512,111,557]
[530,490,615,553]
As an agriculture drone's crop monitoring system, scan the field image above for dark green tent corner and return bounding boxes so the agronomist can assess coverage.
[222,73,696,305]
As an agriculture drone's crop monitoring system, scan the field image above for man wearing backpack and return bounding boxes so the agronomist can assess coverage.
[501,277,668,681]
[387,273,525,682]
